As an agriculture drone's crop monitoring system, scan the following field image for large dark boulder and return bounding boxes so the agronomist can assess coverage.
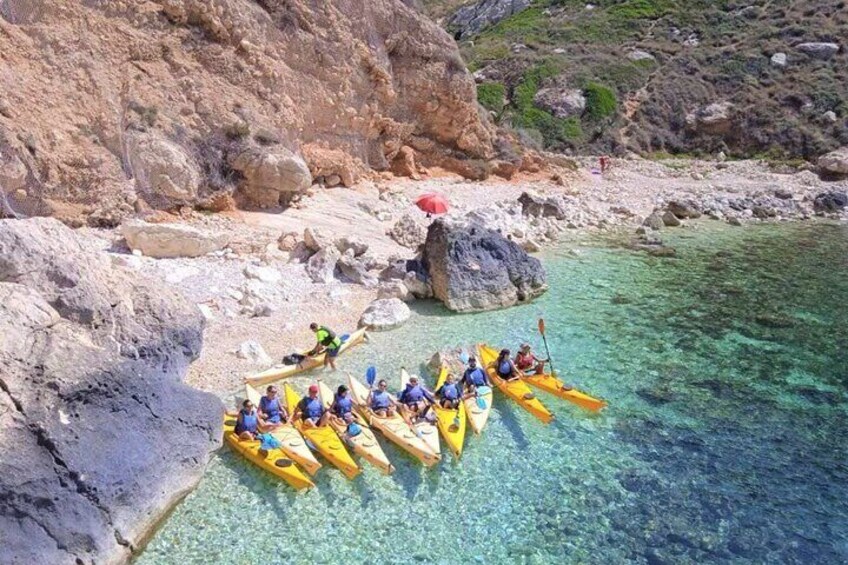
[0,218,222,564]
[813,191,848,213]
[518,191,568,220]
[423,218,547,312]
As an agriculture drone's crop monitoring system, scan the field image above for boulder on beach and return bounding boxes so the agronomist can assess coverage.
[122,220,229,258]
[423,218,547,312]
[818,147,848,176]
[813,191,848,213]
[0,218,221,565]
[359,298,411,330]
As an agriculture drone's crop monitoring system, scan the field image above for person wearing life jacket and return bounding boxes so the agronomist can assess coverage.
[435,373,462,409]
[398,374,435,420]
[235,399,259,440]
[367,379,399,417]
[514,343,546,376]
[258,385,288,430]
[491,348,520,382]
[462,356,490,394]
[308,322,343,370]
[291,384,330,428]
[330,384,354,423]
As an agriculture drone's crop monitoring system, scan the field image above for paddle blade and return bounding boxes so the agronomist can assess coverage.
[538,318,546,335]
[366,366,377,386]
[476,395,487,409]
[459,350,470,365]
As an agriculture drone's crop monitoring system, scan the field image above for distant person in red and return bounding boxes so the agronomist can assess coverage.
[599,155,611,173]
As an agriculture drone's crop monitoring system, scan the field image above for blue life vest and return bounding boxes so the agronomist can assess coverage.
[371,390,391,410]
[497,359,513,378]
[441,382,461,400]
[259,396,283,423]
[464,367,487,386]
[333,394,353,417]
[300,397,324,420]
[236,409,258,434]
[401,384,425,404]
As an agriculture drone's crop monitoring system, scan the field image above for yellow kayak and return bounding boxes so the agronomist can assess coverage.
[478,344,555,424]
[283,384,361,479]
[399,369,441,458]
[523,373,608,412]
[222,414,313,490]
[317,381,394,474]
[244,384,322,475]
[348,375,441,467]
[432,365,467,459]
[245,328,368,386]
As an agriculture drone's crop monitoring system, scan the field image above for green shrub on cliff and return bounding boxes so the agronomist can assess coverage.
[584,82,617,120]
[477,82,506,112]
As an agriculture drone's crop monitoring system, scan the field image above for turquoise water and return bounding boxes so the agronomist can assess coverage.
[139,222,848,564]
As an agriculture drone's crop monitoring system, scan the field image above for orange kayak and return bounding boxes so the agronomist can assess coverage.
[523,373,607,412]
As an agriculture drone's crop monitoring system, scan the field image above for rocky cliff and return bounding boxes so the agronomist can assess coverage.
[0,0,494,223]
[0,218,222,564]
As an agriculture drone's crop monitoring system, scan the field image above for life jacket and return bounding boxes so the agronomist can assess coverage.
[317,326,338,347]
[259,396,284,423]
[300,396,324,420]
[440,382,461,400]
[515,352,535,370]
[236,408,258,434]
[333,394,353,416]
[371,390,391,410]
[497,359,513,378]
[401,384,425,404]
[464,367,487,386]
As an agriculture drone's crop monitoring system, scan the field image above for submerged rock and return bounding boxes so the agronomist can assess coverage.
[423,218,547,312]
[0,218,221,565]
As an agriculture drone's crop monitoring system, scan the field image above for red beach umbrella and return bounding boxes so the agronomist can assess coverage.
[415,193,449,215]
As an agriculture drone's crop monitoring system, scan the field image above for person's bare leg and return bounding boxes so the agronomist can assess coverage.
[318,412,332,427]
[238,431,254,441]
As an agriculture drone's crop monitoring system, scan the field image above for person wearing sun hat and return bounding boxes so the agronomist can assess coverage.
[514,343,547,376]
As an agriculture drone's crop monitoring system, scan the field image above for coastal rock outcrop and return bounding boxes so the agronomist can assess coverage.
[813,191,848,213]
[122,220,230,258]
[359,298,411,330]
[423,218,547,312]
[0,0,494,223]
[0,218,221,565]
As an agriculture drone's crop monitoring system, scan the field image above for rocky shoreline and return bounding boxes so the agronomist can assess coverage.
[3,157,846,563]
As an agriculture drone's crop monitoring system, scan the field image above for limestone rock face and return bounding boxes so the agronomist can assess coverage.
[306,246,341,283]
[423,218,547,312]
[0,218,221,565]
[533,86,586,119]
[229,147,311,208]
[686,102,734,136]
[122,220,229,258]
[128,131,201,204]
[449,0,532,39]
[359,298,411,330]
[818,147,848,175]
[0,0,494,222]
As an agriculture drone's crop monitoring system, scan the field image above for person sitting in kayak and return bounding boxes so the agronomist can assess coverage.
[291,384,330,428]
[258,385,288,430]
[340,412,362,442]
[514,343,546,376]
[329,384,355,423]
[399,374,435,420]
[491,349,520,382]
[308,322,342,370]
[435,373,462,409]
[462,356,490,394]
[367,379,399,417]
[234,399,259,440]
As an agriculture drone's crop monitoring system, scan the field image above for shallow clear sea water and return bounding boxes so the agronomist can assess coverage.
[138,222,848,564]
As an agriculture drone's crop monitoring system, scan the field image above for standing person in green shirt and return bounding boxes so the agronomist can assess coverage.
[308,322,342,370]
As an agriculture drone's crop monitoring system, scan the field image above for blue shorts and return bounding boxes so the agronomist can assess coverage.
[327,346,340,358]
